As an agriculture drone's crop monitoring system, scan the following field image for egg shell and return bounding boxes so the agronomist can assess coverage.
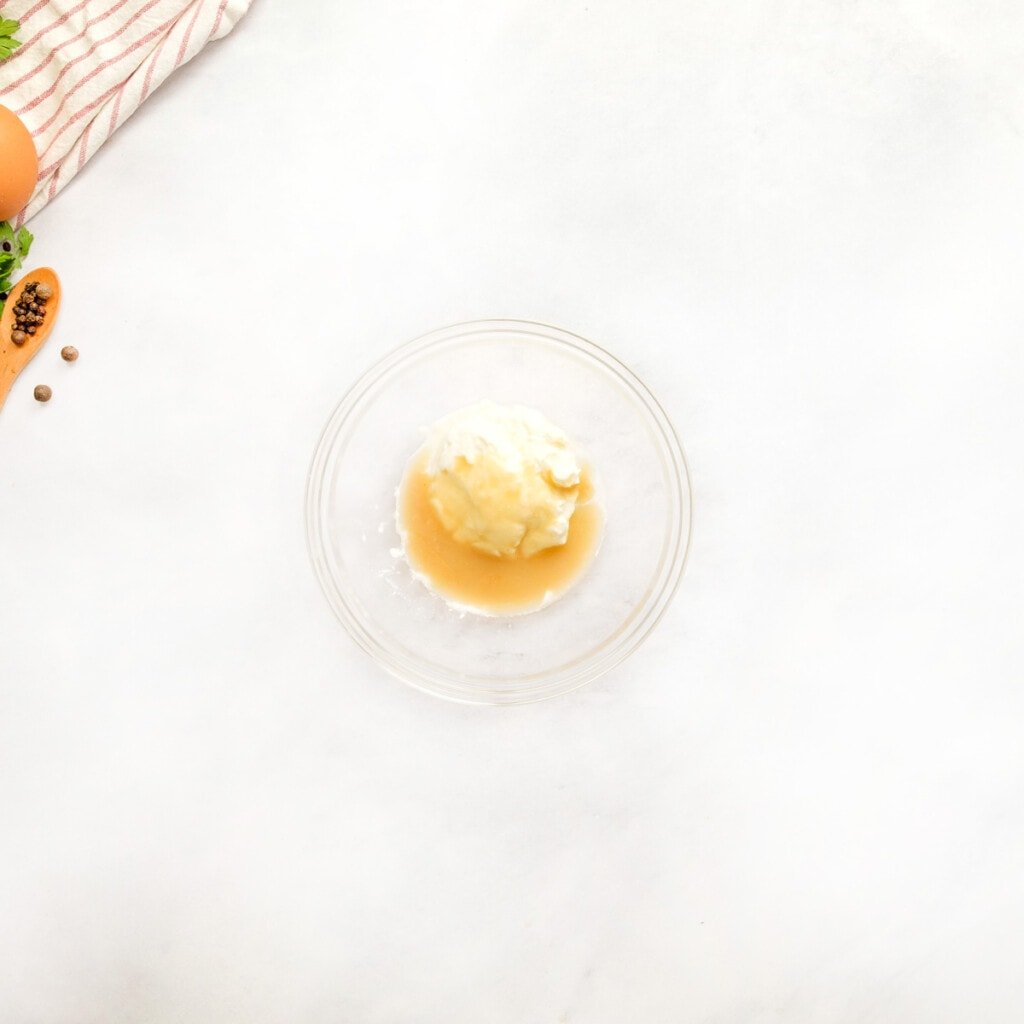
[0,105,38,222]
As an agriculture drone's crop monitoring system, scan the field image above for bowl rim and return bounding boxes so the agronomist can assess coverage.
[305,318,693,705]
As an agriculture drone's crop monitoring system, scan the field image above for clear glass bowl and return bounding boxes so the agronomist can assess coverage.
[306,320,692,704]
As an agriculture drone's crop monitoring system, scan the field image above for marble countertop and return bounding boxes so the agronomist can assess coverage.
[2,1,1022,1020]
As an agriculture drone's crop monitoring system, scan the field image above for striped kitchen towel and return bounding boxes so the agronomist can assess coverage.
[0,0,253,225]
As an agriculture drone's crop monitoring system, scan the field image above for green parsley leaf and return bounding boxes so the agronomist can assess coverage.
[0,222,35,315]
[0,17,21,60]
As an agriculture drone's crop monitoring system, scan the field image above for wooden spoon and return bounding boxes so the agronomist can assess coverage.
[0,267,61,412]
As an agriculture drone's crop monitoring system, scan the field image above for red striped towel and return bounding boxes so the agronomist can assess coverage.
[1,0,252,226]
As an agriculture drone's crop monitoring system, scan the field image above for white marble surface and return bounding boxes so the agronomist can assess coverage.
[2,1,1023,1020]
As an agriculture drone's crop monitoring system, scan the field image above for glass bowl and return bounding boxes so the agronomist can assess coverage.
[306,320,692,704]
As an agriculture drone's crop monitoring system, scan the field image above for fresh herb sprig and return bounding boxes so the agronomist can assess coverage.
[0,16,21,60]
[0,222,34,315]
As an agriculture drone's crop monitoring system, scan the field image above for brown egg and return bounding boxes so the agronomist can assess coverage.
[0,105,38,222]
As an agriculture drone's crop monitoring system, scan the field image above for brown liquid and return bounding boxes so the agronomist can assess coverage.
[399,454,604,615]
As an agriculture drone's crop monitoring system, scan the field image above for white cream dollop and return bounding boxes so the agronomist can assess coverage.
[423,401,582,558]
